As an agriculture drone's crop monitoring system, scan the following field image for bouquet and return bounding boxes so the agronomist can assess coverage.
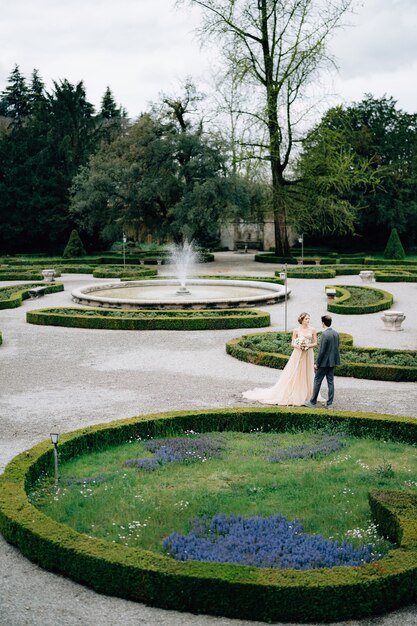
[294,336,310,351]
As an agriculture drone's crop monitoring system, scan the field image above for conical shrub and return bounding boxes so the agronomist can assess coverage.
[383,228,405,260]
[63,229,86,258]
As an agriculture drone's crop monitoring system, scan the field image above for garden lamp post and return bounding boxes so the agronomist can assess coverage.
[298,234,304,268]
[50,433,59,486]
[122,233,127,268]
[279,264,288,332]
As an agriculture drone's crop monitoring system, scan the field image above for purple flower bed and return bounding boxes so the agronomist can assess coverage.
[125,434,224,471]
[163,513,381,570]
[268,434,345,463]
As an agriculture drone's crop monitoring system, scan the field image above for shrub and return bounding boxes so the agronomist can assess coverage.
[326,285,393,314]
[226,331,417,382]
[1,407,417,623]
[0,283,64,310]
[384,228,405,260]
[26,307,271,331]
[63,230,86,258]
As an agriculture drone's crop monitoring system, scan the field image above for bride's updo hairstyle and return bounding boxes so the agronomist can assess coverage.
[298,312,309,324]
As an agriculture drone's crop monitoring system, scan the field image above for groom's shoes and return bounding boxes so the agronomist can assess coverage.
[326,403,333,409]
[303,401,317,408]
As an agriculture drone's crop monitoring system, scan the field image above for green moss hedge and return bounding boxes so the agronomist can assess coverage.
[226,331,417,382]
[26,307,271,331]
[254,253,297,264]
[0,283,64,310]
[326,284,393,314]
[1,407,417,622]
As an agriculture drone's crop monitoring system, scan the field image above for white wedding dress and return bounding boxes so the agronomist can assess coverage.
[243,331,319,406]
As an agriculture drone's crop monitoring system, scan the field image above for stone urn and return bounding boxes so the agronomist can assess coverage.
[42,269,56,282]
[381,311,406,331]
[359,270,374,284]
[326,288,337,302]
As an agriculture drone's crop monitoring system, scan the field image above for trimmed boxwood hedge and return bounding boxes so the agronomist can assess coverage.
[26,307,271,331]
[1,407,417,622]
[0,270,43,281]
[326,284,393,314]
[92,267,158,279]
[226,331,417,382]
[0,282,64,310]
[254,253,297,264]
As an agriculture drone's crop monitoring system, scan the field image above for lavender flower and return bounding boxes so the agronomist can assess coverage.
[163,513,381,570]
[125,434,224,471]
[269,434,345,463]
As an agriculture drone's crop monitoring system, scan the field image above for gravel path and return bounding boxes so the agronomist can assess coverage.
[1,252,416,626]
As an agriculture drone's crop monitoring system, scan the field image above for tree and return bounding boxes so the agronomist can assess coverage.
[63,229,86,257]
[70,87,250,247]
[0,65,31,122]
[384,228,405,260]
[181,0,354,254]
[299,96,417,249]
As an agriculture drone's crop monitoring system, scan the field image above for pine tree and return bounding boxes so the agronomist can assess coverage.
[0,65,31,121]
[383,228,405,260]
[63,229,86,257]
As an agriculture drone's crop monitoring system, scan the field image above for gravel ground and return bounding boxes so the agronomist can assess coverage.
[1,252,416,626]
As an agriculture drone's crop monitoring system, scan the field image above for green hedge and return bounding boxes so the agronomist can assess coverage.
[1,407,417,622]
[276,268,336,279]
[26,307,271,331]
[92,267,158,279]
[375,271,417,283]
[254,253,297,264]
[0,283,64,310]
[226,332,417,382]
[0,270,43,280]
[326,284,393,314]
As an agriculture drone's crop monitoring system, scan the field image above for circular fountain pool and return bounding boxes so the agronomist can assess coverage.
[71,279,287,310]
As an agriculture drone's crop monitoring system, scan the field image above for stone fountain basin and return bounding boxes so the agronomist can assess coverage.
[71,279,288,310]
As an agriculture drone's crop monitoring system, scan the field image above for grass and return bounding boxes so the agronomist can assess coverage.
[29,430,417,557]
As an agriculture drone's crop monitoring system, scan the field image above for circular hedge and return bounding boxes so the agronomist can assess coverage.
[226,331,417,382]
[326,284,393,314]
[0,282,64,310]
[26,307,271,331]
[1,407,417,622]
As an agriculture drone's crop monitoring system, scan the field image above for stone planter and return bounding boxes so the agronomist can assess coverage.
[381,311,406,331]
[326,288,337,302]
[42,269,56,282]
[359,270,374,284]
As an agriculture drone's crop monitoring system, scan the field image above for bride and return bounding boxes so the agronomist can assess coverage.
[242,312,318,406]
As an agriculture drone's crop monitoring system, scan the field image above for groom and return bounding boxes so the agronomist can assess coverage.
[304,314,340,409]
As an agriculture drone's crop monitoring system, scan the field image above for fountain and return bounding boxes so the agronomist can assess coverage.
[71,241,288,310]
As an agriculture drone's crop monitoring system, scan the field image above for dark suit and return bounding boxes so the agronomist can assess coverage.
[310,327,340,405]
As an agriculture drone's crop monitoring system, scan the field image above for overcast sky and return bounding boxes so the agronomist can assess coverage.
[1,0,417,121]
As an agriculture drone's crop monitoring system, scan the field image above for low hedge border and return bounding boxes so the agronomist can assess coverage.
[275,268,336,279]
[326,284,393,314]
[26,307,271,331]
[0,270,43,281]
[226,332,417,382]
[254,254,297,264]
[1,407,417,622]
[375,271,417,283]
[92,267,158,279]
[0,283,64,310]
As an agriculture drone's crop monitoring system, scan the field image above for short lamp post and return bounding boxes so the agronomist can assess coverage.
[298,234,304,268]
[50,433,59,486]
[122,233,127,269]
[279,264,288,332]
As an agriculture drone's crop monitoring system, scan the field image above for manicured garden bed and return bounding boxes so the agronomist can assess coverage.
[0,283,64,310]
[226,331,417,382]
[1,407,417,622]
[26,307,271,331]
[326,284,393,314]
